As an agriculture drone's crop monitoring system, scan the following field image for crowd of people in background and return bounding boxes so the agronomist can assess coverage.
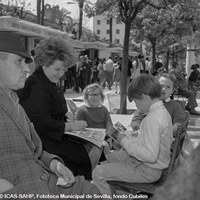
[60,54,200,116]
[61,54,152,94]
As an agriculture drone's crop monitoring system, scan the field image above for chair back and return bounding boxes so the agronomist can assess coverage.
[106,93,120,114]
[160,111,190,182]
[66,98,78,116]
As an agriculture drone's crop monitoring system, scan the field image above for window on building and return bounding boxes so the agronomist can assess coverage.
[116,29,120,34]
[116,39,120,44]
[107,20,110,24]
[106,29,110,34]
[97,30,100,34]
[97,20,101,25]
[116,17,120,24]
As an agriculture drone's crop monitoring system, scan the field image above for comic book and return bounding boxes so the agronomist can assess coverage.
[65,128,106,148]
[106,122,127,145]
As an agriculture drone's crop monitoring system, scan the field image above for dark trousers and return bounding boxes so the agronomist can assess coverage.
[178,88,198,109]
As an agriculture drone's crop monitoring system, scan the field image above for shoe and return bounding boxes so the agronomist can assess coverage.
[189,108,200,115]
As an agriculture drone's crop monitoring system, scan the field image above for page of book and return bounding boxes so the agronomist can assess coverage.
[65,128,106,148]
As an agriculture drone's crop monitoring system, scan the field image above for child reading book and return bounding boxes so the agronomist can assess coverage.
[75,83,112,169]
[92,74,173,195]
[131,73,186,135]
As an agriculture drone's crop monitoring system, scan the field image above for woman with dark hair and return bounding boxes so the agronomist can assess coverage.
[188,64,200,91]
[17,36,93,180]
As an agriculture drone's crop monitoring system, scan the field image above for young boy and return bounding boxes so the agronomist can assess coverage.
[92,74,173,196]
[132,73,186,135]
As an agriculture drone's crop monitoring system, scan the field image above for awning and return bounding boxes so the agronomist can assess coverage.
[0,16,84,49]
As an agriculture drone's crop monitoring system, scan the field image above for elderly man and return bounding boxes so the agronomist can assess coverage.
[0,32,101,198]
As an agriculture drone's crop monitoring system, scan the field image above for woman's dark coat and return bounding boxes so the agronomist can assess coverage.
[18,68,92,179]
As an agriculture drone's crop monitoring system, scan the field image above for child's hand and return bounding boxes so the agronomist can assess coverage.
[70,120,87,131]
[116,132,126,144]
[0,178,13,193]
[66,112,74,122]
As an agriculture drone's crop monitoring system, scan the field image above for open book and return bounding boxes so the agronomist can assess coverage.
[106,122,127,147]
[65,128,106,148]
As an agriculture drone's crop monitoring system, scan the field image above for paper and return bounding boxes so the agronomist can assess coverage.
[56,177,68,186]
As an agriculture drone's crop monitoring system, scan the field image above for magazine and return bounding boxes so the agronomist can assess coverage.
[106,122,127,145]
[65,128,106,148]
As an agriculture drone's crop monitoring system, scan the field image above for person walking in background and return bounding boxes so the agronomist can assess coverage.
[131,55,140,81]
[104,56,114,90]
[0,31,101,197]
[98,58,107,88]
[84,55,93,85]
[113,61,121,94]
[138,54,146,73]
[127,56,133,88]
[18,36,95,180]
[145,57,152,74]
[79,56,88,91]
[91,58,99,83]
[188,64,200,91]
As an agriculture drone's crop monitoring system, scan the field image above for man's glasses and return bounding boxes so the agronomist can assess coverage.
[88,93,101,97]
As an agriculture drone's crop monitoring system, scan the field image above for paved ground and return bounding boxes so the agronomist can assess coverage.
[64,86,200,152]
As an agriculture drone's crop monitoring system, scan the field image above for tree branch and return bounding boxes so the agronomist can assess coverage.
[143,0,168,9]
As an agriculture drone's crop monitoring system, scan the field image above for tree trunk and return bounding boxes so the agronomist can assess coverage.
[41,0,45,25]
[37,0,41,24]
[166,50,169,72]
[78,0,84,40]
[151,38,156,73]
[120,20,131,114]
[109,17,113,44]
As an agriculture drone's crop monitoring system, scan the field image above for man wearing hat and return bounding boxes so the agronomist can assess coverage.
[0,31,101,197]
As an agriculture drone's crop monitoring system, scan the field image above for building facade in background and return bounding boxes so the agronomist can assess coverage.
[93,15,125,46]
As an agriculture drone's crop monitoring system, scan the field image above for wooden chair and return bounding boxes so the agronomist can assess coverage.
[106,93,135,114]
[66,98,79,119]
[106,93,121,114]
[107,111,190,199]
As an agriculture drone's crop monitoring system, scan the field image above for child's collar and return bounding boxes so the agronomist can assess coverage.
[85,102,102,107]
[164,97,171,102]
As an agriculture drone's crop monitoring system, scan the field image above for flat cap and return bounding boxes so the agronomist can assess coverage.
[0,31,32,63]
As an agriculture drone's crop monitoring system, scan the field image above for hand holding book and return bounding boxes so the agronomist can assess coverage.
[106,122,127,148]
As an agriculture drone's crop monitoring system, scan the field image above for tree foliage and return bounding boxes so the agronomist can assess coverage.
[44,4,73,32]
[88,0,172,114]
[131,0,200,72]
[0,0,31,19]
[70,0,94,39]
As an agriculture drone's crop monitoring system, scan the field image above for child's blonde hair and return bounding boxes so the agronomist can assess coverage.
[83,83,105,102]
